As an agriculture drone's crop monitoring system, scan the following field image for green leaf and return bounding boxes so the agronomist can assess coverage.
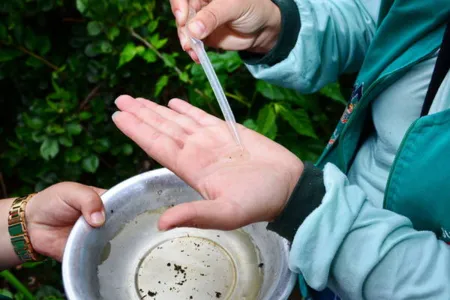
[21,260,45,269]
[40,139,59,160]
[320,82,347,105]
[0,49,22,62]
[84,43,98,57]
[118,43,137,68]
[256,81,287,101]
[79,111,92,120]
[99,40,112,53]
[154,75,169,97]
[147,20,159,33]
[58,135,73,147]
[149,34,168,49]
[32,132,46,143]
[76,0,87,13]
[93,138,110,153]
[275,103,317,138]
[243,119,258,131]
[25,116,44,129]
[256,104,277,140]
[65,148,82,163]
[66,123,82,136]
[25,56,43,68]
[122,144,133,155]
[46,124,65,135]
[82,155,99,173]
[162,53,175,67]
[37,36,51,55]
[140,49,157,63]
[107,27,120,41]
[0,289,13,297]
[179,72,189,83]
[87,21,103,36]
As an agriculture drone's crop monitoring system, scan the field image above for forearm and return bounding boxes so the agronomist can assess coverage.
[271,163,450,299]
[0,198,21,270]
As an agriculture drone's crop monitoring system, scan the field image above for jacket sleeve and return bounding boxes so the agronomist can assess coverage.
[269,163,450,299]
[243,0,379,94]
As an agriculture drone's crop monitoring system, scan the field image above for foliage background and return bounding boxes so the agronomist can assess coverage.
[0,0,350,298]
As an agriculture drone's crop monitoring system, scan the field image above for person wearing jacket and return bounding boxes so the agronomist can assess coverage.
[112,0,450,299]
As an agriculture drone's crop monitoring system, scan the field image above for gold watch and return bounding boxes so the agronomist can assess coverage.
[8,194,44,262]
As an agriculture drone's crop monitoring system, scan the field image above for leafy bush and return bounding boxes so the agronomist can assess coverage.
[0,0,348,298]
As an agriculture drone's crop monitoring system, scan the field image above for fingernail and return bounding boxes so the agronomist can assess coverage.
[90,211,105,226]
[188,21,205,38]
[174,10,183,23]
[111,111,120,120]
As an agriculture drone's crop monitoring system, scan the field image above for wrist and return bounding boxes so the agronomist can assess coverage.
[7,194,44,264]
[268,162,326,242]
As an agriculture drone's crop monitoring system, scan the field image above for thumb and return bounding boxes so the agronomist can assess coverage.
[56,183,106,227]
[158,199,246,231]
[187,0,248,40]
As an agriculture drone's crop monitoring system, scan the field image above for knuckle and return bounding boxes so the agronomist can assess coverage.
[201,7,219,29]
[85,193,99,206]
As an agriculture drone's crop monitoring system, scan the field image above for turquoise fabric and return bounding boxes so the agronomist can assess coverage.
[245,0,378,94]
[243,0,450,298]
[384,108,450,241]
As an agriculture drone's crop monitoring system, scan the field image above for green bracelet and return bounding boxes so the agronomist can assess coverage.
[8,194,43,262]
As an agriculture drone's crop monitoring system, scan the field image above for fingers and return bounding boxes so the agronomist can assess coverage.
[178,27,201,63]
[187,0,247,40]
[55,183,106,227]
[115,95,188,147]
[158,199,245,231]
[168,98,221,126]
[112,110,182,169]
[134,98,200,134]
[170,0,189,26]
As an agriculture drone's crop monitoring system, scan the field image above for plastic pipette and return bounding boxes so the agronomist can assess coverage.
[185,9,243,147]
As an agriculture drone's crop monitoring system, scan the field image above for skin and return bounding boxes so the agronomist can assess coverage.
[169,0,282,62]
[0,183,105,270]
[112,96,304,231]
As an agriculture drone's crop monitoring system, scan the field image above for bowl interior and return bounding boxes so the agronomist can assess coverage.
[62,168,295,300]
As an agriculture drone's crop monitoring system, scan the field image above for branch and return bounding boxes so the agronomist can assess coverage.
[79,84,102,110]
[129,28,184,77]
[16,46,59,71]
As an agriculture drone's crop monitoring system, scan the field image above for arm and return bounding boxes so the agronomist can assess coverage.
[244,0,380,93]
[272,163,450,299]
[0,183,105,271]
[0,199,21,269]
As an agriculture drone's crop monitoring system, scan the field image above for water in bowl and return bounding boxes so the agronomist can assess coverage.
[97,207,263,300]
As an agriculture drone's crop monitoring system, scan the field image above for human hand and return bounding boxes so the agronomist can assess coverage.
[170,0,282,62]
[112,95,303,231]
[26,183,106,261]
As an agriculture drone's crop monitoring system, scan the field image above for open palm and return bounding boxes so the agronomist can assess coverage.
[113,96,303,231]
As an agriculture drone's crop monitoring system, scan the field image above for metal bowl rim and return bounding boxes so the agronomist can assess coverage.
[62,168,297,299]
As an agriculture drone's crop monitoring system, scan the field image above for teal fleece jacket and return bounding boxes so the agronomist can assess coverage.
[242,0,450,299]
